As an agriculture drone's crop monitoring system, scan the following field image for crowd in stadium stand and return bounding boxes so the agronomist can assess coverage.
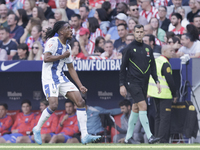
[0,0,200,61]
[0,0,200,144]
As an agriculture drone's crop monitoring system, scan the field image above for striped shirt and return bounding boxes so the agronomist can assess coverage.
[42,37,72,84]
[140,6,159,22]
[87,28,104,54]
[154,0,169,8]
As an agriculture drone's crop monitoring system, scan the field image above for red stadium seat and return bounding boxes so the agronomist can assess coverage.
[7,110,20,122]
[32,110,41,115]
[110,113,123,143]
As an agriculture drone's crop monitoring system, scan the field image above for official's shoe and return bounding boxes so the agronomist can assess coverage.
[32,127,42,145]
[148,135,160,144]
[124,138,140,144]
[81,134,101,144]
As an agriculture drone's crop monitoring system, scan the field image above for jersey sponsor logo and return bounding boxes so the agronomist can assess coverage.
[1,61,20,71]
[145,48,150,57]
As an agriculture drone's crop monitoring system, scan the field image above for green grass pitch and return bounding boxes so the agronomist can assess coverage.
[0,143,200,150]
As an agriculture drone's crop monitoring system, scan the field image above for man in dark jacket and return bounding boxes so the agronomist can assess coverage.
[119,24,161,144]
[158,6,170,32]
[38,0,54,20]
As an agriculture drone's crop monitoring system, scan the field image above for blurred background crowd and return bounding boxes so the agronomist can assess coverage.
[0,0,200,61]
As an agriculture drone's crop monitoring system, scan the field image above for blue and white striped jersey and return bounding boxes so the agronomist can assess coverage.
[42,37,72,84]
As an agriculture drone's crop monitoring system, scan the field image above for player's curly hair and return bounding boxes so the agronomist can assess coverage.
[45,21,69,40]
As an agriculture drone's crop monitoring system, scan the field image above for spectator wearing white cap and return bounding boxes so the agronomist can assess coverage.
[105,13,127,43]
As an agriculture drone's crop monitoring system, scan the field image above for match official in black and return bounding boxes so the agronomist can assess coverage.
[119,24,161,144]
[148,45,177,143]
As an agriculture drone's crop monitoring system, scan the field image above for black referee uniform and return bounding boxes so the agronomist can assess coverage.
[119,40,159,103]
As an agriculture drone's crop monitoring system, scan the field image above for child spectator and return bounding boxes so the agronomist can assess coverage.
[27,41,43,60]
[12,43,29,60]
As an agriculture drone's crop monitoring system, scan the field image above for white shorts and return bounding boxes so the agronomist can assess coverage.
[42,81,79,100]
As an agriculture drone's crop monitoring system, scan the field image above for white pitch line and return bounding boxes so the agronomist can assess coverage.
[0,145,200,149]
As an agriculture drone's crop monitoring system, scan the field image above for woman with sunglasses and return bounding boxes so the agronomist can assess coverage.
[28,41,43,60]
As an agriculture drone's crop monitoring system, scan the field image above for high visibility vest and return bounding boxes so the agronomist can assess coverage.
[148,56,173,99]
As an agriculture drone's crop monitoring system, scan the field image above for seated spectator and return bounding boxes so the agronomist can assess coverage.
[114,23,127,52]
[59,0,75,20]
[41,24,48,45]
[127,18,137,34]
[32,6,46,22]
[79,5,89,28]
[38,0,54,20]
[79,27,90,56]
[0,27,17,60]
[140,0,159,22]
[87,17,104,54]
[7,13,24,44]
[144,24,162,46]
[27,41,43,60]
[70,40,84,60]
[0,103,13,137]
[184,24,199,41]
[25,25,43,51]
[0,48,7,60]
[71,14,81,41]
[54,8,68,22]
[6,0,25,12]
[167,36,181,55]
[93,46,104,56]
[113,99,145,144]
[164,31,175,44]
[12,43,29,60]
[0,4,8,27]
[16,100,58,143]
[158,6,170,32]
[105,13,127,42]
[187,0,200,23]
[125,33,134,46]
[67,0,80,10]
[116,2,128,16]
[94,8,110,35]
[193,15,200,36]
[128,2,148,26]
[0,100,35,143]
[15,9,29,28]
[24,0,36,19]
[143,34,161,58]
[177,33,200,58]
[101,1,116,27]
[101,40,119,59]
[169,7,189,32]
[49,100,79,143]
[169,13,185,35]
[48,17,56,29]
[20,17,41,43]
[95,36,105,50]
[67,104,121,143]
[150,17,165,43]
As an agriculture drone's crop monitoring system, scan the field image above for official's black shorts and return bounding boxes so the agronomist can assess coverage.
[126,82,147,103]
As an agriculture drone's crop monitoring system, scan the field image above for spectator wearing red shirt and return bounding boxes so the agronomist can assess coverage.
[140,0,159,22]
[16,100,59,143]
[89,0,105,8]
[0,103,13,137]
[71,14,82,41]
[0,100,35,143]
[171,13,185,35]
[49,100,79,143]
